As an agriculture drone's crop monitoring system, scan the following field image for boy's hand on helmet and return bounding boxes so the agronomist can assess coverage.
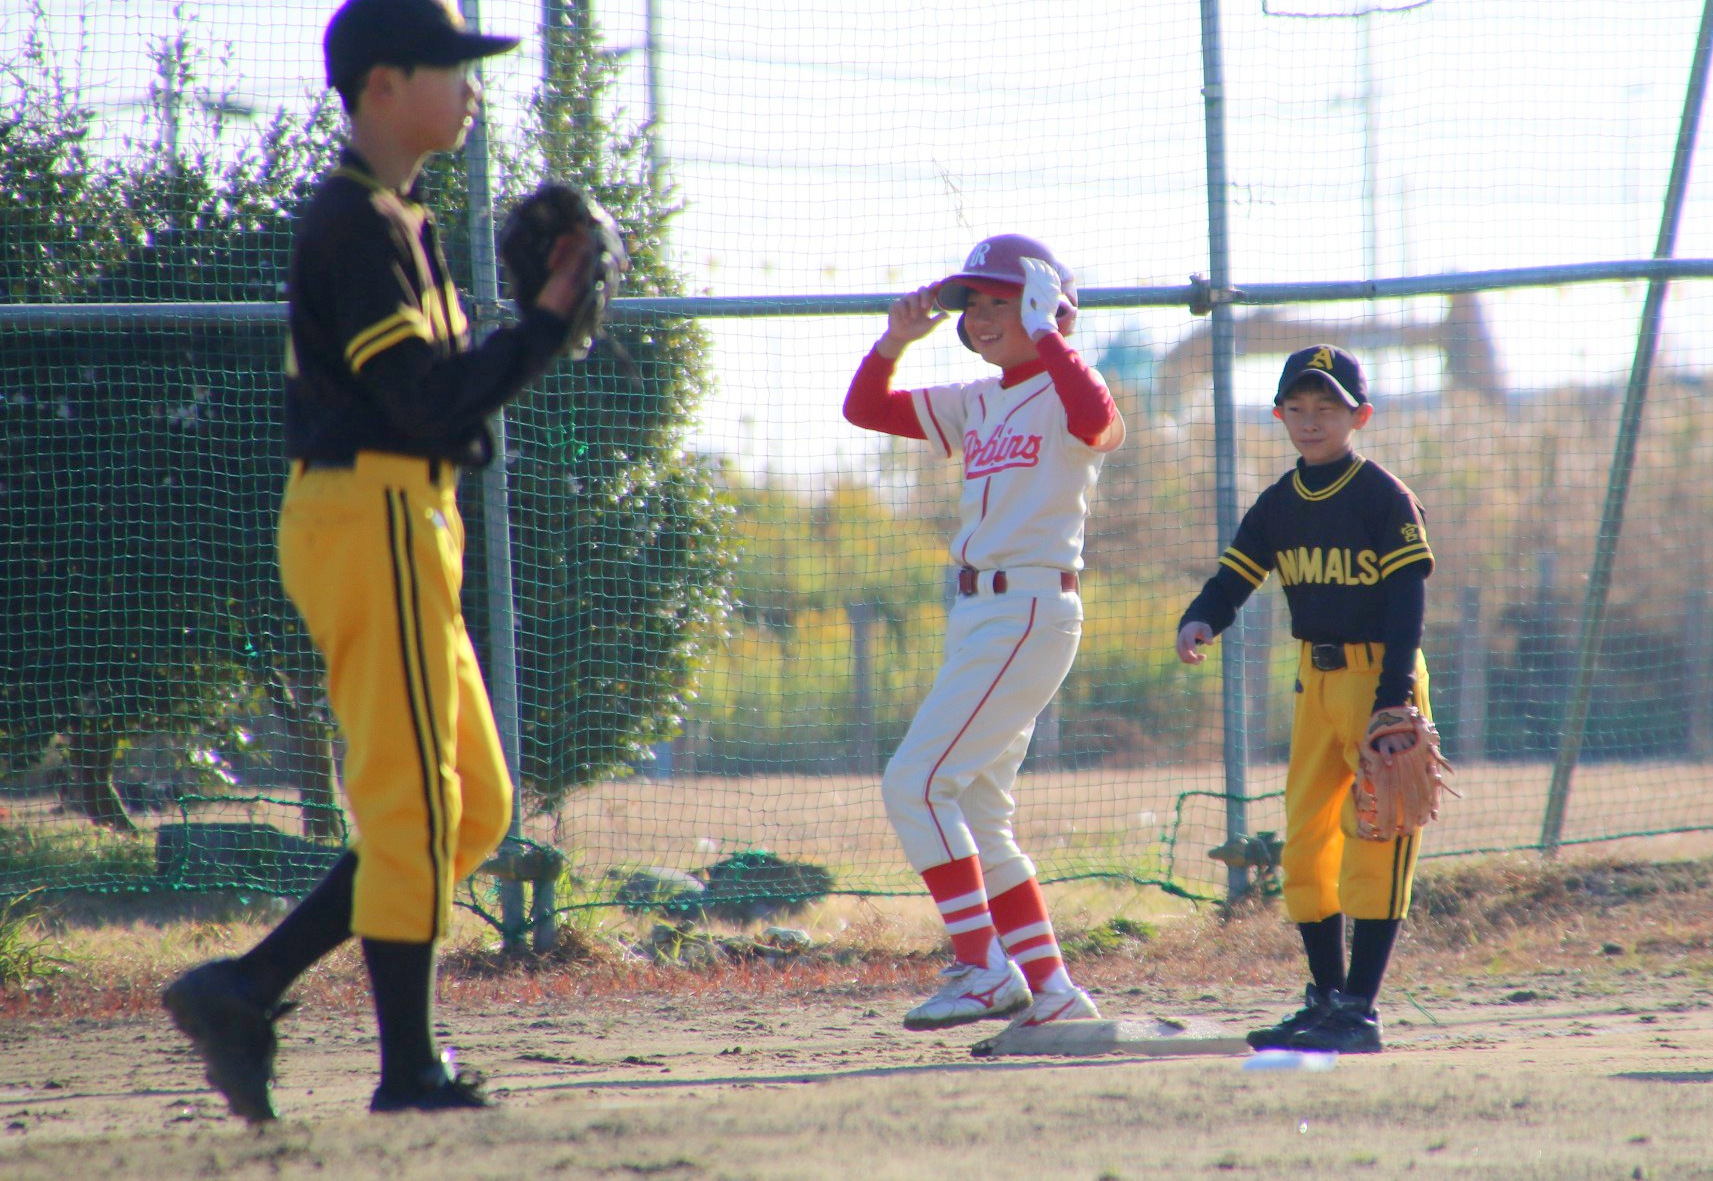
[1019,257,1063,338]
[879,283,948,356]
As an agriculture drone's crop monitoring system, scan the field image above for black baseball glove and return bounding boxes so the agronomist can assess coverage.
[498,181,627,360]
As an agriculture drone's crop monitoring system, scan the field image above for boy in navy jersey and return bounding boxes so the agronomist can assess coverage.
[162,0,597,1120]
[1176,345,1434,1054]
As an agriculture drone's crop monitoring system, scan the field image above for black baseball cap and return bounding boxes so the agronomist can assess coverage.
[1275,344,1367,408]
[325,0,520,92]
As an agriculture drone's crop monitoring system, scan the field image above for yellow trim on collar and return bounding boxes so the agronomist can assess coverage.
[1291,456,1365,502]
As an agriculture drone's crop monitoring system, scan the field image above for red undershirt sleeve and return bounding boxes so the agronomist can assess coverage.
[1036,332,1117,446]
[843,347,928,440]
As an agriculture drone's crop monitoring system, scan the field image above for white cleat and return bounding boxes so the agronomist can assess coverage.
[1008,985,1100,1028]
[903,959,1031,1030]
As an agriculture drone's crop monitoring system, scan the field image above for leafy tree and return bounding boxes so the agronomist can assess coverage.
[491,2,735,811]
[2,6,731,832]
[0,18,127,302]
[0,22,346,835]
[94,93,349,839]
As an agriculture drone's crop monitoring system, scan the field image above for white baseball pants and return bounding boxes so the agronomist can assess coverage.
[881,573,1082,898]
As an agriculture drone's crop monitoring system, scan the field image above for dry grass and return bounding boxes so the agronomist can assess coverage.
[6,756,1713,1032]
[8,849,1713,1025]
[10,741,1713,1016]
[552,760,1713,901]
[11,757,1713,910]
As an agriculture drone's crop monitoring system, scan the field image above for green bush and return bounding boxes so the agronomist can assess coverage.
[0,821,153,895]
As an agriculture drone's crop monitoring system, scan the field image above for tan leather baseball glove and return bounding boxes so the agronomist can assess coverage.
[1353,705,1458,841]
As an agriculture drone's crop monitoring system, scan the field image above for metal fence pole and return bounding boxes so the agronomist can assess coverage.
[1199,0,1249,902]
[461,0,528,944]
[845,601,879,777]
[1540,0,1713,854]
[1454,585,1487,761]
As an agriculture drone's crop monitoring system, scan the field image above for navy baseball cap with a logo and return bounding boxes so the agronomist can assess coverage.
[325,0,520,92]
[1275,344,1368,408]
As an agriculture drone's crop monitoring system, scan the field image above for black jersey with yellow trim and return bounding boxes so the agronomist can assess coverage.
[283,148,570,468]
[1211,454,1432,644]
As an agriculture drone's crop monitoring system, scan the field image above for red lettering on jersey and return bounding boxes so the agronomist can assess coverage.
[964,423,1043,478]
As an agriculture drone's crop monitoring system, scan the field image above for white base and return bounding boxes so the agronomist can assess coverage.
[971,1016,1252,1058]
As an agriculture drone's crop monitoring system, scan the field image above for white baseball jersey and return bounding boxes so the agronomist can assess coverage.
[910,368,1121,572]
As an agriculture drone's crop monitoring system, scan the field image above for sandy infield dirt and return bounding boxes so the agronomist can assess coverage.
[2,949,1711,1180]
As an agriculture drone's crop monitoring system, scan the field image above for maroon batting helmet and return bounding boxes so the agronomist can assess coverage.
[936,234,1077,351]
[935,234,1078,316]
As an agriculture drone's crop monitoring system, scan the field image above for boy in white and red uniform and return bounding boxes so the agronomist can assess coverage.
[843,235,1125,1032]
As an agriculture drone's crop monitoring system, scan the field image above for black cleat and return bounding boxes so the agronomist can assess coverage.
[1246,984,1330,1050]
[1288,988,1383,1053]
[370,1058,493,1114]
[161,959,296,1122]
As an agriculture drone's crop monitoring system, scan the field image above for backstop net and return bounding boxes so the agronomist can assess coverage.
[3,0,1712,927]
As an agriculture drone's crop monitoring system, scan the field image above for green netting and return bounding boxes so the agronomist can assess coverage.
[5,1,1713,929]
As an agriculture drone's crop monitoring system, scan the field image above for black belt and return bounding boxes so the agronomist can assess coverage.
[1309,643,1347,672]
[299,455,445,481]
[1308,642,1378,672]
[957,568,1079,596]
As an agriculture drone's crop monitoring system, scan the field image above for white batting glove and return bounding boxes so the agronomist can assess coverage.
[1019,256,1064,337]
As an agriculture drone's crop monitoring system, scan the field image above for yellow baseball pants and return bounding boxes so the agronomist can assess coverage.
[1281,641,1432,924]
[278,453,512,942]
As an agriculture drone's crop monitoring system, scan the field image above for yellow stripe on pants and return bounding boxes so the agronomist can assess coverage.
[1279,642,1432,924]
[278,453,513,942]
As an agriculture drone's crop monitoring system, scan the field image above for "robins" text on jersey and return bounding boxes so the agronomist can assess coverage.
[964,424,1044,479]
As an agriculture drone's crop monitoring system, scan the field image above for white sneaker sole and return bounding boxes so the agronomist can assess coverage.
[902,991,1031,1031]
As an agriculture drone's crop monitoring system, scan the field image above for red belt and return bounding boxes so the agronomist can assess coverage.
[957,567,1079,596]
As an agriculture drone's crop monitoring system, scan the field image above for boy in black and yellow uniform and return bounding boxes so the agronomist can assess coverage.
[1176,345,1434,1054]
[163,0,599,1118]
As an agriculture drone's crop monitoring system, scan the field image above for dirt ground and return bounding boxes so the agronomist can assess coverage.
[3,857,1713,1179]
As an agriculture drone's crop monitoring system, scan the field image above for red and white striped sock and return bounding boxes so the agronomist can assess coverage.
[921,857,997,967]
[989,877,1071,994]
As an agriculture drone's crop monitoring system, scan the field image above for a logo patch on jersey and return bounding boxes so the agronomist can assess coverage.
[965,242,991,268]
[1401,523,1423,543]
[964,423,1044,478]
[1308,346,1335,372]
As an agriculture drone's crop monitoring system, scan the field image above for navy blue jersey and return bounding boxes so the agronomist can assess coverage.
[284,149,569,467]
[1180,453,1431,707]
[1219,455,1430,643]
[1182,454,1431,643]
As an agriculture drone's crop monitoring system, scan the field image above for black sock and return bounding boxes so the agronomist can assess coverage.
[1345,918,1401,1008]
[1297,914,1347,996]
[362,938,440,1093]
[237,850,356,1007]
